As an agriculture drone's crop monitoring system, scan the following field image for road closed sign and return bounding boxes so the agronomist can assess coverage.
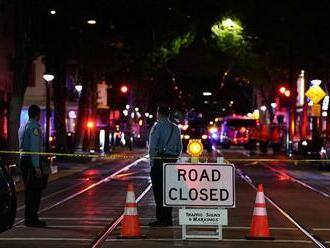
[163,163,235,207]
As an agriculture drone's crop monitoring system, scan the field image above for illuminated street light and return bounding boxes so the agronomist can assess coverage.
[75,84,83,97]
[43,74,55,82]
[123,110,128,116]
[203,92,212,96]
[50,10,56,15]
[145,113,150,117]
[260,105,267,111]
[125,104,130,110]
[43,73,54,152]
[271,102,277,108]
[135,107,139,112]
[87,19,97,25]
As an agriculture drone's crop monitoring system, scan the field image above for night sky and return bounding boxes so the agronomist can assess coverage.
[29,0,330,116]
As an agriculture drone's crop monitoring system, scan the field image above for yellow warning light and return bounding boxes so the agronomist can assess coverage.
[187,139,203,157]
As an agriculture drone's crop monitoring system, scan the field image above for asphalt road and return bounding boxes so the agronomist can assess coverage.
[0,147,329,248]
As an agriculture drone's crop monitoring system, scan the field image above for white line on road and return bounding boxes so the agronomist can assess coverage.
[33,217,113,221]
[104,238,315,243]
[0,237,317,244]
[0,238,93,241]
[15,225,105,229]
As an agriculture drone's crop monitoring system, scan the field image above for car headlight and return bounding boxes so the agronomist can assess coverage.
[202,134,208,140]
[184,135,190,140]
[211,133,218,139]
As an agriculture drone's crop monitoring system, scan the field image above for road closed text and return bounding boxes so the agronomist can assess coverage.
[164,164,235,207]
[168,188,229,201]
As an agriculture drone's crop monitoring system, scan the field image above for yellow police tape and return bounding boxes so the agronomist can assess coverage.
[0,150,330,163]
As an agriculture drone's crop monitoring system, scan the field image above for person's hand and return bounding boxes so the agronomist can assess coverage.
[35,167,42,178]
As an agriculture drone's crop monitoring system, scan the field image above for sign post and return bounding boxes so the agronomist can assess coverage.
[163,163,235,240]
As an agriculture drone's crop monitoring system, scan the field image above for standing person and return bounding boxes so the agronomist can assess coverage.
[148,106,182,227]
[259,124,269,154]
[19,105,47,227]
[248,126,258,155]
[271,124,281,154]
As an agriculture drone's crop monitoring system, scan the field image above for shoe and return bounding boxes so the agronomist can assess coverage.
[25,220,47,227]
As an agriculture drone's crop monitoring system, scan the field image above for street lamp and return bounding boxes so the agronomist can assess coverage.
[87,19,96,25]
[75,84,83,97]
[43,73,55,152]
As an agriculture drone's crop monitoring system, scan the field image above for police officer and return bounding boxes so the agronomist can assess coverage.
[148,106,182,227]
[19,105,46,227]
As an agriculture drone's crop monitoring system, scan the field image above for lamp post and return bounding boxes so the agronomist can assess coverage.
[75,84,83,97]
[43,73,55,152]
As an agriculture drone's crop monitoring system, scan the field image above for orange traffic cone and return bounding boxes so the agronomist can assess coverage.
[246,184,274,240]
[119,183,142,239]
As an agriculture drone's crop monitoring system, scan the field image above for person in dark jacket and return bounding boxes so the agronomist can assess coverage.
[148,106,182,227]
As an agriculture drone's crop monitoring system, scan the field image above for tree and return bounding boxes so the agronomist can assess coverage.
[8,0,41,153]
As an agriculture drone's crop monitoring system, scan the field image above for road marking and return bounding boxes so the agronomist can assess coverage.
[261,162,330,199]
[0,237,324,244]
[223,151,328,248]
[313,228,330,231]
[91,183,152,248]
[0,238,93,241]
[34,217,113,221]
[235,170,328,247]
[104,238,315,243]
[15,225,104,229]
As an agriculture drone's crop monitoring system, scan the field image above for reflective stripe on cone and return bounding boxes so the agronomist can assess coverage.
[246,184,274,240]
[118,183,143,239]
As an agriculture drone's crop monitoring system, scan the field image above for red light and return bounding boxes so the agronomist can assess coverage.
[87,121,94,129]
[279,86,286,94]
[120,85,128,93]
[284,90,291,97]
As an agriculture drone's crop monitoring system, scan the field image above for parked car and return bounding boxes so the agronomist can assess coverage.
[0,159,16,232]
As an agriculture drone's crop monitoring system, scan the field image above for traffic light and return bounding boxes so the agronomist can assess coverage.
[86,120,95,129]
[279,86,286,94]
[277,85,290,98]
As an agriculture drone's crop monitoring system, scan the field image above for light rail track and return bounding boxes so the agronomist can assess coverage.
[218,149,329,248]
[13,155,148,226]
[91,183,152,248]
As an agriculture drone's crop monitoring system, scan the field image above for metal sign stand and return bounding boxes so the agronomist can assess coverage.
[181,157,226,240]
[181,207,223,240]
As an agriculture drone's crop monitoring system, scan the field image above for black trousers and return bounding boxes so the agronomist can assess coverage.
[20,157,43,223]
[150,157,177,224]
[248,139,257,151]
